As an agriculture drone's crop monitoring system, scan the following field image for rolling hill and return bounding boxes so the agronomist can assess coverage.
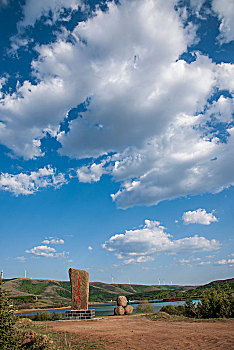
[2,277,233,309]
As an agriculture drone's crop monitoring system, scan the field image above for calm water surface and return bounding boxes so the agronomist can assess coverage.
[16,300,195,317]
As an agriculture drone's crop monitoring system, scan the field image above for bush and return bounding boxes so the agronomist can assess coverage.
[136,300,154,313]
[34,312,52,321]
[160,304,186,316]
[184,300,198,318]
[160,305,177,315]
[197,285,234,318]
[51,312,63,320]
[160,285,234,319]
[33,311,63,321]
[0,278,19,349]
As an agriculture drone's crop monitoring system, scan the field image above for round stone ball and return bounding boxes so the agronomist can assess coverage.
[124,305,134,315]
[114,306,125,316]
[117,296,128,307]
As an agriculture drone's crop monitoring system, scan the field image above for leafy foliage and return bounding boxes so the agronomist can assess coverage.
[33,311,63,321]
[136,300,154,313]
[0,279,19,349]
[160,284,234,319]
[160,304,185,316]
[197,285,234,318]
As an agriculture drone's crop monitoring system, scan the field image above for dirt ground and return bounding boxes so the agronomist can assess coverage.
[46,314,234,350]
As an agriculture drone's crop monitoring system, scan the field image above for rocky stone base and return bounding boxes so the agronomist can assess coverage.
[64,309,95,320]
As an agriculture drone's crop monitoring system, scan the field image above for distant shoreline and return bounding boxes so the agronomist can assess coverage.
[16,301,116,313]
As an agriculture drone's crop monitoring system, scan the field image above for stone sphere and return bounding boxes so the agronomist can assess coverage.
[114,306,125,315]
[124,305,134,315]
[117,296,128,307]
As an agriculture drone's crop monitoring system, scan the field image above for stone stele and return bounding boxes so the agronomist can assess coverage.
[69,268,89,310]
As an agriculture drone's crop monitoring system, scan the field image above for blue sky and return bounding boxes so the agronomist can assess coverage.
[0,0,233,285]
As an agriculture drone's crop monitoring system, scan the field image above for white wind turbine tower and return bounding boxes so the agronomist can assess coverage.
[158,278,160,285]
[24,270,27,278]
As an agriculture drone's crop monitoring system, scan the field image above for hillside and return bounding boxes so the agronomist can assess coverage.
[2,277,233,310]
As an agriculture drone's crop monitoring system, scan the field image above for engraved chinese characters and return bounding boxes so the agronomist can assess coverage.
[69,268,89,310]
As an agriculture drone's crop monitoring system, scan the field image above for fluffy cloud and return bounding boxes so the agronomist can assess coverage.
[215,258,234,266]
[185,0,234,44]
[178,257,201,265]
[182,209,218,225]
[0,166,67,196]
[25,244,67,258]
[0,0,233,208]
[26,245,56,257]
[88,246,93,251]
[102,219,220,264]
[123,256,154,265]
[77,160,108,183]
[18,0,82,29]
[110,125,234,208]
[42,238,64,244]
[212,0,234,44]
[197,261,211,266]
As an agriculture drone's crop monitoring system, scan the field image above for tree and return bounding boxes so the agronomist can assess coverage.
[197,285,234,318]
[0,277,19,349]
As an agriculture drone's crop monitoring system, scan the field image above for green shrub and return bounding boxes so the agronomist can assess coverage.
[160,304,177,315]
[33,312,52,321]
[0,278,19,349]
[136,300,154,313]
[197,285,234,318]
[160,285,234,319]
[51,312,63,320]
[160,304,186,316]
[184,300,198,318]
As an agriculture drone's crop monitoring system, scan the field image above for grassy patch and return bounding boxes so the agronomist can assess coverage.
[146,312,234,323]
[16,319,114,349]
[20,280,55,295]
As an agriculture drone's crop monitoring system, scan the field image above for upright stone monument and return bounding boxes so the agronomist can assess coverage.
[64,268,95,320]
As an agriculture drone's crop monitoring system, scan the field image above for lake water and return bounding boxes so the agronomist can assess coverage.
[15,300,193,317]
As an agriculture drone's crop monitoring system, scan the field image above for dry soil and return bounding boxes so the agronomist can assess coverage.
[46,314,234,350]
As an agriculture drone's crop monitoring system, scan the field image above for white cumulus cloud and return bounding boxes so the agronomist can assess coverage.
[212,0,234,44]
[0,166,67,196]
[0,0,233,209]
[42,238,64,245]
[102,219,220,264]
[18,0,83,28]
[25,244,67,258]
[182,209,218,225]
[215,258,234,266]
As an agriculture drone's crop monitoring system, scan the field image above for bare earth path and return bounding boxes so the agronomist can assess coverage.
[46,314,234,350]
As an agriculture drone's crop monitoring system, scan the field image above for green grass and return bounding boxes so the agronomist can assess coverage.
[56,289,71,299]
[20,280,55,295]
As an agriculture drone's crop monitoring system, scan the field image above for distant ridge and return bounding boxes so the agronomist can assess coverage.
[2,277,233,310]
